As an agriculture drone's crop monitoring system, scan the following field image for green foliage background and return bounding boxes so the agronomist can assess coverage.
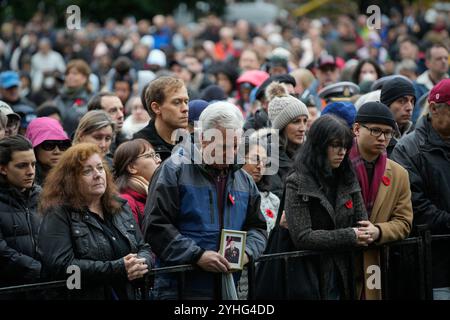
[0,0,226,24]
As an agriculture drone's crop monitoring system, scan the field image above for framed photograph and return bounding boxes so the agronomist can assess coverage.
[219,229,247,270]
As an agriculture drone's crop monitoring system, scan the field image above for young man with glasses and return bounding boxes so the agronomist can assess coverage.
[0,135,42,296]
[350,101,413,300]
[25,117,71,186]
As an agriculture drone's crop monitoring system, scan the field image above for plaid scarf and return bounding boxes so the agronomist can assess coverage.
[349,139,387,216]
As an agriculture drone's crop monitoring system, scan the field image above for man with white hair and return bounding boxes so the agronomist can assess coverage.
[143,101,267,300]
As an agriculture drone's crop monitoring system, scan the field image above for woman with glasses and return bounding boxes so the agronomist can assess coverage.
[38,143,153,300]
[283,114,370,299]
[113,139,161,228]
[242,130,280,235]
[25,117,71,186]
[73,110,115,168]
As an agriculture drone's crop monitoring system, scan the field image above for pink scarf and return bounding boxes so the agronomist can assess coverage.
[349,138,386,216]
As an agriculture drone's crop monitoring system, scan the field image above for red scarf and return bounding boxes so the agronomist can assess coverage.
[349,139,386,216]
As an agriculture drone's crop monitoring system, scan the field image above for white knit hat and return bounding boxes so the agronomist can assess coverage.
[267,82,309,130]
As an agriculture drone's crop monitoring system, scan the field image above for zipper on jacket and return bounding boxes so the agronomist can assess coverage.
[25,207,36,254]
[208,189,215,225]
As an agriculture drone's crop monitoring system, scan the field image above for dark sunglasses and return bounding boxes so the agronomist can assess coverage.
[40,140,71,151]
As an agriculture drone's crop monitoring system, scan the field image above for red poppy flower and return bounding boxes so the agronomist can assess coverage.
[345,200,353,209]
[74,98,84,106]
[382,176,391,186]
[228,193,235,205]
[265,209,274,219]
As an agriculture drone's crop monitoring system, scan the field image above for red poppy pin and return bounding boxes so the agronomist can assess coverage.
[74,98,84,106]
[382,176,391,186]
[265,209,274,219]
[345,200,353,209]
[228,193,235,205]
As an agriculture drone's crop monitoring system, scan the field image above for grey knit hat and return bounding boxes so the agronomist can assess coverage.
[268,94,309,130]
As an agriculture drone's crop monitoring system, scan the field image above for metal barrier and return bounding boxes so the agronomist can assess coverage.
[1,230,449,300]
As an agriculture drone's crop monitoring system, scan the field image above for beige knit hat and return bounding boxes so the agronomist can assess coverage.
[267,82,309,130]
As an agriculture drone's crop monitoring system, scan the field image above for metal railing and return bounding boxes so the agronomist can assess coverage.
[1,228,449,300]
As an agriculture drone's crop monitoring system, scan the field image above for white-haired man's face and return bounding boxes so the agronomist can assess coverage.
[201,127,241,170]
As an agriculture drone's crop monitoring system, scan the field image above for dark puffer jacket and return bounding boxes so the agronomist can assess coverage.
[37,200,153,300]
[0,184,42,287]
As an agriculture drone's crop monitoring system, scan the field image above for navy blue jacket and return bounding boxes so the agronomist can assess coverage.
[142,148,267,299]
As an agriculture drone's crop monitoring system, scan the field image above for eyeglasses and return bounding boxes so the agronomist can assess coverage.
[40,140,71,151]
[137,152,161,162]
[246,155,270,168]
[360,124,393,139]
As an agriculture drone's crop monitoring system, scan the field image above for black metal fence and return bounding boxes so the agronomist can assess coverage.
[1,228,448,300]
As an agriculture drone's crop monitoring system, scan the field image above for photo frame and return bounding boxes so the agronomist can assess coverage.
[219,229,247,270]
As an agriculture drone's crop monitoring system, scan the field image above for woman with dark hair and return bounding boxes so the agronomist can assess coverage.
[0,135,42,295]
[284,114,370,299]
[351,58,384,85]
[113,139,161,228]
[38,143,153,300]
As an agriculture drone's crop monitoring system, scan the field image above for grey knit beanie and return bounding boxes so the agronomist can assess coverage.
[267,83,309,130]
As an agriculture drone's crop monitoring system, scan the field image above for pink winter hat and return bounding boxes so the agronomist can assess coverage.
[25,117,70,148]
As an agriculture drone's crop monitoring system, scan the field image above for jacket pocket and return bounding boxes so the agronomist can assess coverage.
[72,225,90,256]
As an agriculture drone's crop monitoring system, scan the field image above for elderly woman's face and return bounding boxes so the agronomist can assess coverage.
[80,153,107,202]
[79,126,113,156]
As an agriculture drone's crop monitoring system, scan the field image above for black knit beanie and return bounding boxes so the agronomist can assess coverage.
[355,102,396,128]
[380,77,415,107]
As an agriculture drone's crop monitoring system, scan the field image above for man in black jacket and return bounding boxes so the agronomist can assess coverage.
[0,135,41,293]
[133,76,189,162]
[391,79,450,299]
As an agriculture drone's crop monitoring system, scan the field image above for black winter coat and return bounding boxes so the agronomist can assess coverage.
[391,115,450,288]
[37,201,153,300]
[0,184,42,287]
[133,120,174,162]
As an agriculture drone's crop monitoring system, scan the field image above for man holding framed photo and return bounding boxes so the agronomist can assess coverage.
[142,101,267,300]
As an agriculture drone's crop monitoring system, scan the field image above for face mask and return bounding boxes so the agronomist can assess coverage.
[361,73,376,82]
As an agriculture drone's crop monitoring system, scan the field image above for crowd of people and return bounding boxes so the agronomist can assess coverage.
[0,4,449,300]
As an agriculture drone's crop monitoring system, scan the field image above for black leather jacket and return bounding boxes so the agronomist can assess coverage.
[38,200,153,300]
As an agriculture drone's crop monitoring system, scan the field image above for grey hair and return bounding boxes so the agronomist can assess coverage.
[73,110,116,144]
[199,101,244,131]
[395,59,417,75]
[0,111,7,130]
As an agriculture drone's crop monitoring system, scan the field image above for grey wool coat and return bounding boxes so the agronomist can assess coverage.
[285,167,368,299]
